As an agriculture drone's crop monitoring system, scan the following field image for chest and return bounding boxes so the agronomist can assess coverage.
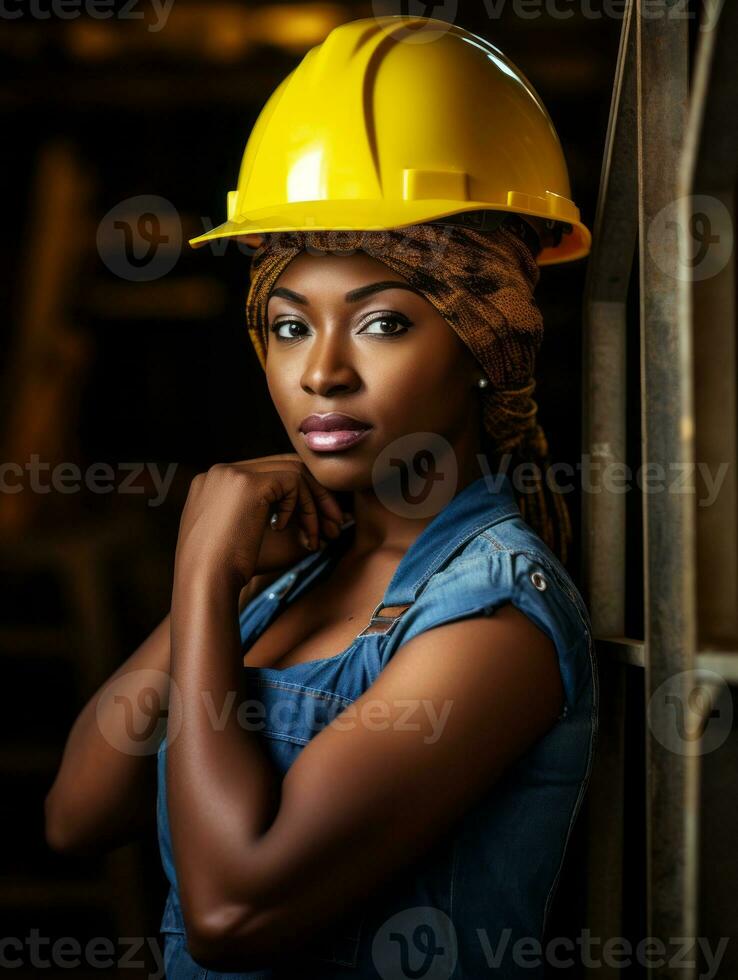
[242,550,403,670]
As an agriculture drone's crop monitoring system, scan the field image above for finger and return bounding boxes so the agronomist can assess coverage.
[271,473,317,549]
[298,473,343,540]
[268,477,300,532]
[295,476,321,550]
[232,456,344,529]
[299,468,345,525]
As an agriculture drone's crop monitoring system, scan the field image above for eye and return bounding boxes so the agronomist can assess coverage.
[269,319,310,341]
[358,313,412,337]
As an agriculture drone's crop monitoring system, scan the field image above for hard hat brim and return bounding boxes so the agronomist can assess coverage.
[188,199,591,266]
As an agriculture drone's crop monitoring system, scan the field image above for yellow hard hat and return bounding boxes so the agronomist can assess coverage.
[189,15,591,266]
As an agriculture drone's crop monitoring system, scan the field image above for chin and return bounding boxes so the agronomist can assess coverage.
[310,461,375,493]
[295,450,376,493]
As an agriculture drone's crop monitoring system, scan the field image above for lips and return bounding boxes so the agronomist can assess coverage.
[298,413,372,453]
[299,413,370,433]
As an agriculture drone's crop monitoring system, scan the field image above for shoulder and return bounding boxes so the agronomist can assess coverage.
[383,517,595,713]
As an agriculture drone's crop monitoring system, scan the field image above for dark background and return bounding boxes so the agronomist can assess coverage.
[0,2,721,977]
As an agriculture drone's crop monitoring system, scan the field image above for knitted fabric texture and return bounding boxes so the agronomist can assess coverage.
[244,223,572,565]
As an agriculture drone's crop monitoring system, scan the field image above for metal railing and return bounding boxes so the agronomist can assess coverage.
[581,1,737,976]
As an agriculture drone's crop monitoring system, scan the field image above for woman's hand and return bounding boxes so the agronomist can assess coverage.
[172,454,349,592]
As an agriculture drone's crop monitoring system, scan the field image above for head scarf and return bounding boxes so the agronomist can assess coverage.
[244,222,572,565]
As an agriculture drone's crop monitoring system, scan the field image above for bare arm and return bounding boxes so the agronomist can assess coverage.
[44,571,282,857]
[44,610,171,856]
[167,565,564,970]
[43,458,340,861]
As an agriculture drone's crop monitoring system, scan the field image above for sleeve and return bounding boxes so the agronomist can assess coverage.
[379,546,594,714]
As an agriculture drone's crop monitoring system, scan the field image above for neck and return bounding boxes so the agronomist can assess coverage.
[346,435,485,557]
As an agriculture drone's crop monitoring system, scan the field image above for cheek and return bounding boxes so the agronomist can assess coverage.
[365,342,465,404]
[265,360,299,410]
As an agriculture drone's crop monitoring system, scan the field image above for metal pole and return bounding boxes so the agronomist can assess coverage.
[635,2,697,972]
[582,3,638,971]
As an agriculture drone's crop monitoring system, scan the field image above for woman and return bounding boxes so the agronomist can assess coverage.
[46,15,598,980]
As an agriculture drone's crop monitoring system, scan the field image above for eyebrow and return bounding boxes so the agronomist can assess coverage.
[267,281,424,306]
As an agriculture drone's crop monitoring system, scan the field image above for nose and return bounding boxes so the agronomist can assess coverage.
[300,330,361,398]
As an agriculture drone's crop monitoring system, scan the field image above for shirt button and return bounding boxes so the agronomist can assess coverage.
[530,569,548,591]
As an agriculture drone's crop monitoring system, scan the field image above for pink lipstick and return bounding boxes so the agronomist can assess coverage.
[298,412,372,453]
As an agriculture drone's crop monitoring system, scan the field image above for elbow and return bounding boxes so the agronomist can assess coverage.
[185,903,280,973]
[44,793,97,857]
[44,792,76,854]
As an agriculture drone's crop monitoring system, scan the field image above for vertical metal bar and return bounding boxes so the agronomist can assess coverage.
[677,1,738,971]
[681,0,738,652]
[581,3,638,971]
[582,0,637,639]
[635,1,696,971]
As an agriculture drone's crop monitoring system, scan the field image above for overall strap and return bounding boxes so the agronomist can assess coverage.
[357,475,520,638]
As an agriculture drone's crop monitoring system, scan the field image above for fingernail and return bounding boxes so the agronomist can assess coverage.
[299,529,311,550]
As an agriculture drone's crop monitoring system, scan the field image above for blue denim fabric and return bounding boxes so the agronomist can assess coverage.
[156,472,599,978]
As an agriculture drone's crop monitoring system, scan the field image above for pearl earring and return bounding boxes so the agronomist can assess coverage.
[477,377,489,389]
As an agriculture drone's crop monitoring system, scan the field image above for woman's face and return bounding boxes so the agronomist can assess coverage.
[265,250,483,492]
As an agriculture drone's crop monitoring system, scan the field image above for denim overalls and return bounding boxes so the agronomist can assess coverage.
[156,472,599,979]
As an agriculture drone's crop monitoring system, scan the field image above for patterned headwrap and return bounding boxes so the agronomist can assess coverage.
[244,221,572,565]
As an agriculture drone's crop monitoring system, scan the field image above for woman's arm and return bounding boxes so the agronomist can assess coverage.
[44,609,171,856]
[43,451,340,858]
[162,459,565,971]
[168,566,564,972]
[43,572,281,857]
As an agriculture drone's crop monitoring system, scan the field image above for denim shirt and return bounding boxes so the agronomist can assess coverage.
[156,472,599,979]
